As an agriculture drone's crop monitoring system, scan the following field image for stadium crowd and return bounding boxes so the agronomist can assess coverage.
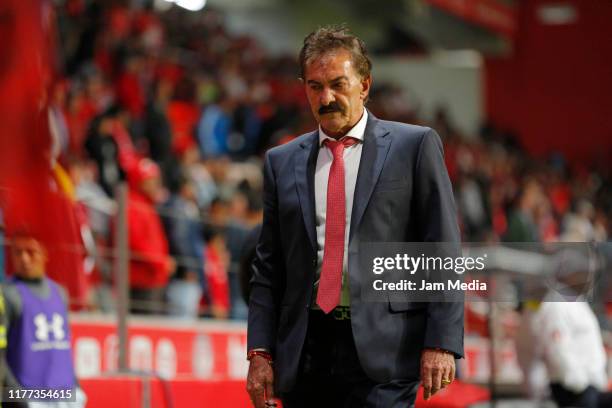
[45,1,611,319]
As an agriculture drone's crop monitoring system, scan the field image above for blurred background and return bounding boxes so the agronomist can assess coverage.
[0,0,611,406]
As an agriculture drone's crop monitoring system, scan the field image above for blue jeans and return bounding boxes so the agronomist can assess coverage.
[228,272,248,320]
[166,280,202,319]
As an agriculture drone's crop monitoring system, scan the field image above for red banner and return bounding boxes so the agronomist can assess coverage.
[71,313,611,404]
[70,315,248,380]
[71,315,491,407]
[69,314,511,383]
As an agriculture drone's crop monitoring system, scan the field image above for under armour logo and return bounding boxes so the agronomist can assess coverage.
[34,313,66,341]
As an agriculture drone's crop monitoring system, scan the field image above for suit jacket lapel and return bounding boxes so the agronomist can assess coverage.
[295,131,319,253]
[349,113,391,242]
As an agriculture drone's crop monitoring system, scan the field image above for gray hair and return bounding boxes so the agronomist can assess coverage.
[299,25,372,80]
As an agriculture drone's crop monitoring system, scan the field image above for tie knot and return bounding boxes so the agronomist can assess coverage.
[323,137,359,155]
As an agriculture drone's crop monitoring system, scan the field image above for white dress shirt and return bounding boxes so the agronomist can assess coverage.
[532,292,608,393]
[312,109,368,308]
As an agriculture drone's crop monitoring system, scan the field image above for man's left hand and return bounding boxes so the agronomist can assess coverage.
[420,348,455,400]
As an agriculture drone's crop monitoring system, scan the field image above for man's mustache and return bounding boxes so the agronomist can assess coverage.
[318,103,343,115]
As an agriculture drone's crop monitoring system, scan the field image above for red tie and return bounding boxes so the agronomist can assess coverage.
[317,136,359,314]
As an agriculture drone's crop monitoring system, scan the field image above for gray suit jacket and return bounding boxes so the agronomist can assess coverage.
[248,112,464,392]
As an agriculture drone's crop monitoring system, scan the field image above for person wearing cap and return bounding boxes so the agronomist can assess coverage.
[247,26,463,408]
[125,158,174,314]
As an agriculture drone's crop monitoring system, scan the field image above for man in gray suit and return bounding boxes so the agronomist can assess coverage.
[246,25,463,408]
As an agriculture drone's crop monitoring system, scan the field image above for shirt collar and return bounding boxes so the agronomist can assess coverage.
[318,109,368,146]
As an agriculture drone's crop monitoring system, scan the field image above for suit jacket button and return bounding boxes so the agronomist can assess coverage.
[312,259,317,266]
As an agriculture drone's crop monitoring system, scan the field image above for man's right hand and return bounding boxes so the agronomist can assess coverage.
[246,355,275,407]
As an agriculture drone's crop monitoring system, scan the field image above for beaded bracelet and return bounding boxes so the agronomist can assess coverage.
[247,350,274,364]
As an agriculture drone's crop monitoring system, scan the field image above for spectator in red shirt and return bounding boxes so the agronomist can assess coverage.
[126,158,174,314]
[115,52,146,120]
[203,227,230,319]
[166,77,199,155]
